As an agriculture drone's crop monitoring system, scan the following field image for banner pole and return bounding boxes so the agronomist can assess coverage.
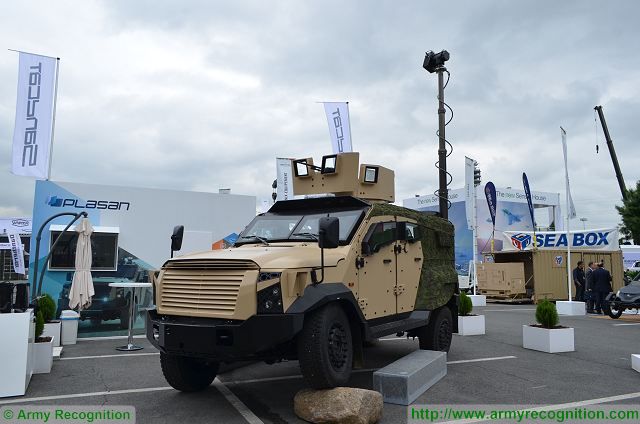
[567,208,572,301]
[472,181,478,295]
[47,57,60,181]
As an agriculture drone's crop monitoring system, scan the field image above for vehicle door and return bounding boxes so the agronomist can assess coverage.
[394,219,423,313]
[357,217,397,319]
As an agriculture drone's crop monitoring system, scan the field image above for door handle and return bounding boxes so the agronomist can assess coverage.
[383,259,392,264]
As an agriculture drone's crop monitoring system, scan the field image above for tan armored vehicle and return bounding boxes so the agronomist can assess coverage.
[147,152,459,390]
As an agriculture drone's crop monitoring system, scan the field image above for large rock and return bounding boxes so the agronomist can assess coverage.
[294,387,383,424]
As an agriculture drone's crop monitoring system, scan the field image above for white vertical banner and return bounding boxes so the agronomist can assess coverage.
[322,102,353,153]
[7,229,26,275]
[12,52,58,179]
[464,156,475,230]
[560,127,577,219]
[276,158,294,201]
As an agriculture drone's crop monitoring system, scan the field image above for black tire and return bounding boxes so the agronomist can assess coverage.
[604,302,623,319]
[160,352,219,392]
[418,307,453,352]
[297,303,353,389]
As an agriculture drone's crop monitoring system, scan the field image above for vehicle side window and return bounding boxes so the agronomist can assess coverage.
[362,222,396,256]
[405,223,421,243]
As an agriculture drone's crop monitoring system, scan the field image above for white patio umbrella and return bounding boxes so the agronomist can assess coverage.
[68,218,95,311]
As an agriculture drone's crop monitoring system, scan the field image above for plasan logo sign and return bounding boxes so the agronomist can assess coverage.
[46,196,130,211]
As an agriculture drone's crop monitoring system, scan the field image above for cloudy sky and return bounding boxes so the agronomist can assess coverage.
[1,0,639,230]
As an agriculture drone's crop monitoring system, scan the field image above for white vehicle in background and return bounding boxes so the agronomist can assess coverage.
[457,260,475,292]
[627,260,640,273]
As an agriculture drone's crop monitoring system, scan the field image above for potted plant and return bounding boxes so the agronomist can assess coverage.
[32,308,54,374]
[39,294,61,347]
[457,292,485,336]
[523,300,574,353]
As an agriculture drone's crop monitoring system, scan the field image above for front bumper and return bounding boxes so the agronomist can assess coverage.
[146,309,304,361]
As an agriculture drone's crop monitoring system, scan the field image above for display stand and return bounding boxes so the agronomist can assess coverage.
[0,310,34,397]
[556,300,586,316]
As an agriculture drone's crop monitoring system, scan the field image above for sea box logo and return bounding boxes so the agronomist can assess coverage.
[46,195,130,211]
[511,233,532,250]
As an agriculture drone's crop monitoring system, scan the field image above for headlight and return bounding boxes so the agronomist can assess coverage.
[257,282,284,314]
[616,290,621,298]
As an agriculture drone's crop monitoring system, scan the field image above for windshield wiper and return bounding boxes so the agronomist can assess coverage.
[291,232,319,241]
[238,235,270,246]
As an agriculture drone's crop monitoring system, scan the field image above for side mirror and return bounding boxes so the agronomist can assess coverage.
[318,217,340,249]
[171,225,184,253]
[396,221,407,241]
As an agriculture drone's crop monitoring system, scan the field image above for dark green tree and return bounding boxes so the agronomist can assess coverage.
[616,180,640,244]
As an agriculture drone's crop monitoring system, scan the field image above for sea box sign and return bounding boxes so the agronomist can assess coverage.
[502,229,619,252]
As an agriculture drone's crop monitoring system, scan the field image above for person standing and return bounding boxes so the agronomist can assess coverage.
[585,261,597,313]
[572,261,585,302]
[592,262,613,314]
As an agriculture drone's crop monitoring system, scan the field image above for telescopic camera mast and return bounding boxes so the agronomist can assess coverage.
[423,50,451,220]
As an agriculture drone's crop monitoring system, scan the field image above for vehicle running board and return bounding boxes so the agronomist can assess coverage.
[368,310,429,339]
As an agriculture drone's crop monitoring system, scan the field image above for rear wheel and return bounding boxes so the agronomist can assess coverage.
[160,353,219,392]
[418,307,453,352]
[297,303,353,389]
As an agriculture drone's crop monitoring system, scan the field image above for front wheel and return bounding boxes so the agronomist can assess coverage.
[297,303,353,389]
[604,302,623,319]
[418,307,453,352]
[160,353,219,392]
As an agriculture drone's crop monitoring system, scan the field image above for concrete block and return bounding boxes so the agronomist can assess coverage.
[556,301,586,316]
[632,354,640,373]
[523,325,574,353]
[468,295,486,307]
[458,315,485,336]
[373,349,446,405]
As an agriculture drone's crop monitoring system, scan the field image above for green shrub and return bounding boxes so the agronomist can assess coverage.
[459,292,473,316]
[35,310,45,339]
[37,294,57,322]
[535,300,559,329]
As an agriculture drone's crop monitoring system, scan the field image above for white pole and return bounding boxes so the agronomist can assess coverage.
[566,208,572,301]
[472,175,478,295]
[47,57,60,181]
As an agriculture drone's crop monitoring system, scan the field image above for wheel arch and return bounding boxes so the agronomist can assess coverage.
[287,283,366,368]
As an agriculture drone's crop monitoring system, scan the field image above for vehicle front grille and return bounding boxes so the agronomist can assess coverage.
[160,260,258,315]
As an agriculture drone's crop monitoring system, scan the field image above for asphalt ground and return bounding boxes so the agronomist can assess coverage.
[1,304,639,423]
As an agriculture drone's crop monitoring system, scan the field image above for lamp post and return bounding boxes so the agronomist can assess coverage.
[579,217,588,231]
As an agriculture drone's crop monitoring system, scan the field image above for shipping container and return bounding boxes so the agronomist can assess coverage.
[481,249,624,302]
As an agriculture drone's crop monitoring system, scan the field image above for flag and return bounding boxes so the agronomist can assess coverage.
[322,102,352,153]
[485,182,497,227]
[12,52,58,179]
[6,229,25,275]
[560,127,577,219]
[275,158,294,201]
[522,172,536,228]
[464,157,475,230]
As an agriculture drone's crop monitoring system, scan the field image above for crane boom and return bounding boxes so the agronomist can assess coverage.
[594,105,628,200]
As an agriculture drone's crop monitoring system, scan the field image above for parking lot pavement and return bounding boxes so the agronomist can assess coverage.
[2,304,638,424]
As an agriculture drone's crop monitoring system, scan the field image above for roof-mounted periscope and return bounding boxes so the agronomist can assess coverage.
[291,152,394,203]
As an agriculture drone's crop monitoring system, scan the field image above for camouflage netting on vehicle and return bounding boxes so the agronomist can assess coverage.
[370,203,457,310]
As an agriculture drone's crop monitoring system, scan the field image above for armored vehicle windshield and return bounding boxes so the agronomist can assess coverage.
[236,207,365,245]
